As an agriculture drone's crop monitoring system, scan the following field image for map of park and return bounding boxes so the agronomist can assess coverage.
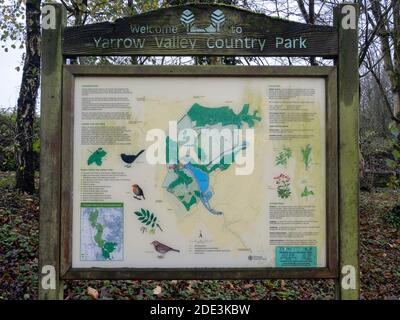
[163,103,261,215]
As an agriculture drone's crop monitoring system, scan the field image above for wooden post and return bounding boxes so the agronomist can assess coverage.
[39,3,66,300]
[334,4,360,300]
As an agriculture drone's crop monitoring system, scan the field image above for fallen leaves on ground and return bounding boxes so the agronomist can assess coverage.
[0,171,399,300]
[153,285,162,296]
[87,287,99,300]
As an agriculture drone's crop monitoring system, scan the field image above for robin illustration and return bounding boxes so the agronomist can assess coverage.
[132,184,145,200]
[151,241,180,258]
[120,150,145,167]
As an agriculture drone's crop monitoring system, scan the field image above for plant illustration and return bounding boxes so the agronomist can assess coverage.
[275,147,292,167]
[301,144,312,170]
[134,209,163,233]
[301,186,314,197]
[274,174,291,199]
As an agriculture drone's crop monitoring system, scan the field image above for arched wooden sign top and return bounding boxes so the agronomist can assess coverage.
[63,4,338,57]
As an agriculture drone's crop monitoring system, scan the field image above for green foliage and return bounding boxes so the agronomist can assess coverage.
[0,0,25,51]
[32,139,40,153]
[0,0,168,53]
[361,129,392,155]
[383,121,400,229]
[0,110,16,171]
[383,203,400,229]
[134,208,162,232]
[0,110,40,172]
[385,122,400,189]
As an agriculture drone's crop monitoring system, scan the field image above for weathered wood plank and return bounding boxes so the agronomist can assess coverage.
[60,68,74,278]
[39,3,66,300]
[326,68,339,278]
[63,4,338,57]
[335,4,360,300]
[61,267,335,281]
[63,64,335,76]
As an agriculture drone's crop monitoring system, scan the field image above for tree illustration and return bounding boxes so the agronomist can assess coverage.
[180,9,195,32]
[211,9,225,32]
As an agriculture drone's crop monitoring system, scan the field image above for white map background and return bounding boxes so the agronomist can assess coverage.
[72,76,326,268]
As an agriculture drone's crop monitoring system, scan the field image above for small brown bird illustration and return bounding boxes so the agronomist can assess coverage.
[151,241,180,258]
[132,184,145,200]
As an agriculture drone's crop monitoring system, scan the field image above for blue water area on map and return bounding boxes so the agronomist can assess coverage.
[183,163,221,215]
[185,163,209,193]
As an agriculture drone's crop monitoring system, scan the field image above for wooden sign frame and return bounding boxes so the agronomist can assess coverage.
[60,65,338,281]
[39,3,359,300]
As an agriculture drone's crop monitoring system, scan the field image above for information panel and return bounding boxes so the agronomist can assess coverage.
[70,72,327,270]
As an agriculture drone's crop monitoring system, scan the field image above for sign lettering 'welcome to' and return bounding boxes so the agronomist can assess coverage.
[63,5,337,57]
[92,10,306,52]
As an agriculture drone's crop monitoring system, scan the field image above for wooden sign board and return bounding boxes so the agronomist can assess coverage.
[63,4,338,57]
[39,3,359,299]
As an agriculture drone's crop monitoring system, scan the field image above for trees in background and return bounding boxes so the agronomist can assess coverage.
[0,0,399,193]
[363,0,400,123]
[13,0,41,193]
[1,0,42,193]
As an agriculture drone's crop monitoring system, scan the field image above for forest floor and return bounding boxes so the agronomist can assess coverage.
[0,171,399,300]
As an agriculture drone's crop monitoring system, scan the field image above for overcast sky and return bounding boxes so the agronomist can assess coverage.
[0,0,23,110]
[0,46,23,110]
[0,1,306,111]
[0,0,24,109]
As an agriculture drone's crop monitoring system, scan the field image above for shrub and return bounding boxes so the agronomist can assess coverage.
[0,109,40,172]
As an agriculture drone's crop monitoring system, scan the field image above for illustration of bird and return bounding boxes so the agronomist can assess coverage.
[151,241,180,258]
[132,184,145,200]
[120,150,145,167]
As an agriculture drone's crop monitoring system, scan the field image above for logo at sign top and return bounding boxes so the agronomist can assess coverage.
[211,10,226,32]
[180,9,195,32]
[181,9,226,34]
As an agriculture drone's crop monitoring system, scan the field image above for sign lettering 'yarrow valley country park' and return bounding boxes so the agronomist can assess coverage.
[93,9,308,52]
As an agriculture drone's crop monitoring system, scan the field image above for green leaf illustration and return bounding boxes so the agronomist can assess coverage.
[275,147,292,167]
[133,209,163,232]
[301,186,314,197]
[301,144,312,170]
